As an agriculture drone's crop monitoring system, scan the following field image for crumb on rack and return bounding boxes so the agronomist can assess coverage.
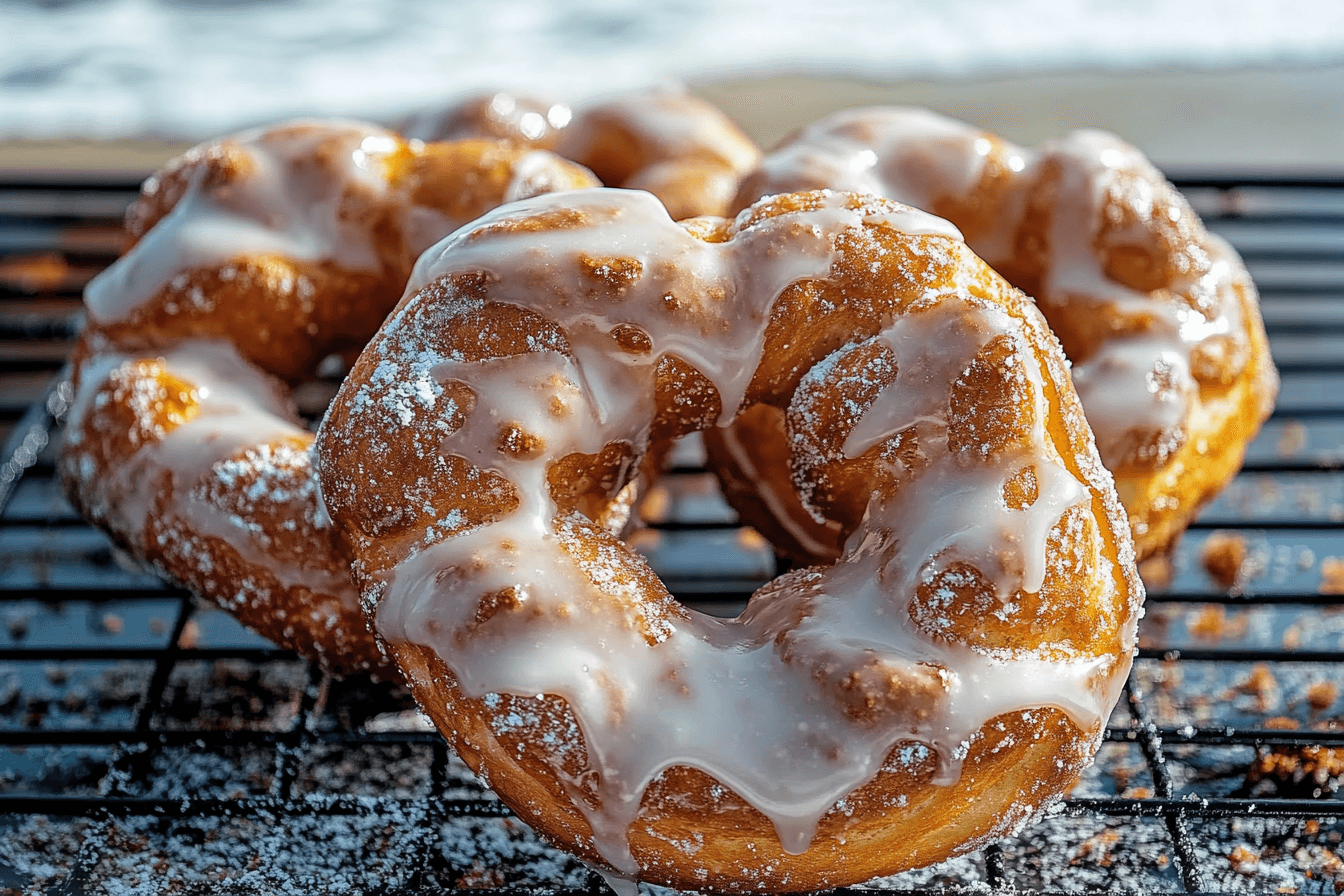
[1276,421,1308,458]
[1201,530,1252,591]
[1305,681,1339,713]
[1319,556,1344,594]
[1229,844,1261,874]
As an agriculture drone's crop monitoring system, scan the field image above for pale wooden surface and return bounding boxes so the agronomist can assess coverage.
[2,63,1341,178]
[699,63,1344,171]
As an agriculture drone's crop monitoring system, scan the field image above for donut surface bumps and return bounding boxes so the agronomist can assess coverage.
[59,120,598,675]
[723,107,1278,562]
[409,87,761,220]
[315,187,1143,889]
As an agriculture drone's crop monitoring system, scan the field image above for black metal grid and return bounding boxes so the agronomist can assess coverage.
[2,173,1344,895]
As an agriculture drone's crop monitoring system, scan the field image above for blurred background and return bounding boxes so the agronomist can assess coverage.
[2,0,1343,174]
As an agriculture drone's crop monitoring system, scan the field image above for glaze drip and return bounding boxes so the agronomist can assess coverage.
[86,120,403,324]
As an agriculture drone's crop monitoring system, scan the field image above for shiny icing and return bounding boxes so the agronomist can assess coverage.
[64,120,594,670]
[67,122,414,633]
[410,86,759,173]
[340,188,1134,874]
[84,120,571,326]
[63,341,353,606]
[555,86,762,172]
[86,121,406,324]
[742,107,1248,474]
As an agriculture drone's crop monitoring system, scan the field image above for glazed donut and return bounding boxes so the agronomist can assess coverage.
[315,188,1143,889]
[59,120,598,676]
[719,107,1278,562]
[406,86,762,220]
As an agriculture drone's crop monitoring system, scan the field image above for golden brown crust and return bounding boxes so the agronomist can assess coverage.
[60,122,600,677]
[398,640,1094,893]
[413,88,762,219]
[1114,268,1278,557]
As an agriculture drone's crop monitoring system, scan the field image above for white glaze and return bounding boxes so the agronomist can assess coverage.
[838,307,1086,597]
[64,341,354,605]
[350,188,1131,874]
[66,120,607,671]
[85,120,401,324]
[746,107,1247,472]
[556,86,761,172]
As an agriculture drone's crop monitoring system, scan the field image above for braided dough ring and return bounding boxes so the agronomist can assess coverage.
[315,188,1143,889]
[717,107,1278,563]
[59,120,598,676]
[407,86,762,220]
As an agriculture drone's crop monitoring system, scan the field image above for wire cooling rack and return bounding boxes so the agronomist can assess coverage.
[1,173,1343,895]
